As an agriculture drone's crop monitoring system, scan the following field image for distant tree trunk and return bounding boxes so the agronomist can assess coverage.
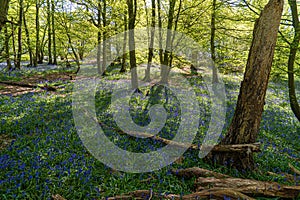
[161,0,175,84]
[11,21,17,67]
[4,24,12,71]
[287,0,300,121]
[0,0,9,32]
[51,0,57,65]
[211,0,218,83]
[157,0,163,64]
[47,0,52,64]
[16,0,23,70]
[144,0,156,82]
[23,12,33,66]
[97,1,102,74]
[212,0,284,170]
[169,0,182,68]
[102,0,107,75]
[35,0,42,65]
[120,13,127,73]
[127,0,138,90]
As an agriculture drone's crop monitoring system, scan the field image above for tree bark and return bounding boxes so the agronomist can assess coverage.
[47,0,52,64]
[102,0,107,75]
[287,0,300,121]
[144,0,156,82]
[211,0,219,83]
[0,0,10,32]
[16,0,23,70]
[127,0,138,90]
[23,11,33,66]
[4,24,12,71]
[161,0,176,84]
[120,13,127,73]
[211,0,284,170]
[51,0,57,65]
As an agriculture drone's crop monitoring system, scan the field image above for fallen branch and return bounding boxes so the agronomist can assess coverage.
[171,167,229,179]
[195,176,300,199]
[0,80,57,91]
[52,194,66,200]
[99,122,261,153]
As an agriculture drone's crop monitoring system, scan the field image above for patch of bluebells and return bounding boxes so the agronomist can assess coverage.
[0,73,299,199]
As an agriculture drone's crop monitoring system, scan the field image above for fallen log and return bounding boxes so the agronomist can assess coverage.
[52,194,67,200]
[0,80,57,91]
[195,177,300,199]
[171,167,229,179]
[98,121,261,154]
[289,163,300,175]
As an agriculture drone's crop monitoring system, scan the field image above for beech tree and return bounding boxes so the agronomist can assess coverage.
[211,0,284,170]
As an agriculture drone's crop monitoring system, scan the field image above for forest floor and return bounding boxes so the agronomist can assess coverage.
[0,64,299,199]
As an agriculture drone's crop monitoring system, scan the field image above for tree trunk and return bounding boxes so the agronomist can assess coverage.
[47,0,52,64]
[35,0,42,66]
[157,0,163,65]
[51,0,57,65]
[211,0,284,170]
[23,11,33,66]
[4,24,12,71]
[211,0,219,83]
[16,0,23,70]
[160,0,175,84]
[0,0,9,32]
[11,21,17,68]
[120,13,127,73]
[127,0,138,90]
[287,0,300,121]
[144,0,156,82]
[102,0,107,75]
[97,1,102,74]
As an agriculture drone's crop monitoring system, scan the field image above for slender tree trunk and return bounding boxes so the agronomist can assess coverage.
[11,21,17,68]
[102,0,107,75]
[127,0,138,90]
[168,0,182,69]
[23,12,33,66]
[4,24,12,71]
[287,0,300,121]
[47,0,52,64]
[120,13,128,73]
[97,1,102,74]
[211,0,219,83]
[144,0,156,82]
[0,0,10,32]
[51,0,57,65]
[16,0,23,70]
[157,0,163,65]
[211,0,284,170]
[161,0,175,84]
[35,0,42,65]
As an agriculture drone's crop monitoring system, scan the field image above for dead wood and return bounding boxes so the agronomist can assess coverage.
[171,167,229,179]
[0,80,57,91]
[52,194,67,200]
[195,177,300,199]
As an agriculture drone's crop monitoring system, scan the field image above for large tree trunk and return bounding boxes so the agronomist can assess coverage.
[0,0,10,32]
[127,0,138,90]
[97,1,102,74]
[211,0,284,170]
[287,0,300,121]
[157,0,163,65]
